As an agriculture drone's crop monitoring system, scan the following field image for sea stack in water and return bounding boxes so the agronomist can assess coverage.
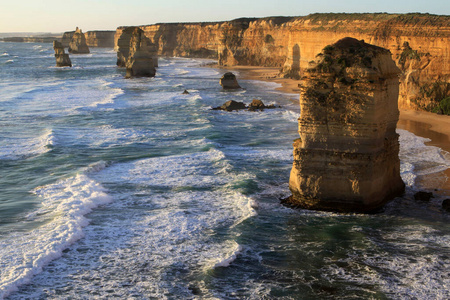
[125,28,156,78]
[68,27,90,54]
[220,72,241,89]
[287,37,405,213]
[53,40,71,67]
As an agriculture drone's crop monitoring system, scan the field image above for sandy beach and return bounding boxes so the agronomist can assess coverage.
[220,65,450,196]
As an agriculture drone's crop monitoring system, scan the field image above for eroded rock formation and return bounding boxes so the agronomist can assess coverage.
[114,13,450,112]
[220,72,241,89]
[68,27,90,54]
[53,40,71,67]
[116,27,158,69]
[287,38,405,212]
[122,27,156,78]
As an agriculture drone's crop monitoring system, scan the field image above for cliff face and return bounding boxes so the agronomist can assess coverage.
[115,22,223,59]
[288,38,405,212]
[62,30,115,48]
[84,31,115,47]
[114,13,450,111]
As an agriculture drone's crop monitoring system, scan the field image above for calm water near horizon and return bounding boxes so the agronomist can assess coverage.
[0,42,449,299]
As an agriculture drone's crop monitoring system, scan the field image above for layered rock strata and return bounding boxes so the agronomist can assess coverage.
[114,13,450,111]
[124,28,156,78]
[53,40,71,67]
[84,31,115,47]
[68,27,90,54]
[116,27,158,69]
[61,30,115,47]
[288,38,405,212]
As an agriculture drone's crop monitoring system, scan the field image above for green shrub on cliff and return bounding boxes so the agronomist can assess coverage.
[432,97,450,115]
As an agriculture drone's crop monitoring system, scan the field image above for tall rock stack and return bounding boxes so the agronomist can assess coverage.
[116,27,158,71]
[53,40,72,67]
[287,37,405,212]
[68,27,90,54]
[119,27,157,78]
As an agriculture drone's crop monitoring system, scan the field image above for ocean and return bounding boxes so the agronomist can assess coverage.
[0,42,449,299]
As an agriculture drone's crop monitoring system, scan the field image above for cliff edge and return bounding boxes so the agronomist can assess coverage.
[114,13,450,112]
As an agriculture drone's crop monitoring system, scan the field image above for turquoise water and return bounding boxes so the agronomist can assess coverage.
[0,42,449,299]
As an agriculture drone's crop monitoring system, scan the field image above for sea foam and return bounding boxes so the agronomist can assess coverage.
[397,129,450,186]
[0,171,112,299]
[0,128,56,160]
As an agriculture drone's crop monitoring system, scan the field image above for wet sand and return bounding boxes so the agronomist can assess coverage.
[220,65,450,196]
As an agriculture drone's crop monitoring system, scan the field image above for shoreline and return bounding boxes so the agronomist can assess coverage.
[219,64,450,196]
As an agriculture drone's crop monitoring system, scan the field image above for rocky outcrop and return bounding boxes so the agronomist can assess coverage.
[220,72,241,89]
[287,38,405,212]
[68,27,90,54]
[114,13,450,112]
[212,99,277,111]
[53,40,71,67]
[212,100,247,111]
[123,27,156,78]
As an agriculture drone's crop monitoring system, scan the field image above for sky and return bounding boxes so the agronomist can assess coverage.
[0,0,449,33]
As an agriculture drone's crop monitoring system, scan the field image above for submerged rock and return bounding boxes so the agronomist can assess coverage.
[68,27,90,54]
[220,72,241,89]
[288,37,405,213]
[414,191,434,202]
[442,199,450,212]
[53,40,71,67]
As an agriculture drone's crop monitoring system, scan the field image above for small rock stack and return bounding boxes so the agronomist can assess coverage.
[287,37,405,212]
[53,40,71,67]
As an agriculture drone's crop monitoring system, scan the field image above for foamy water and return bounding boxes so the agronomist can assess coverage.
[0,43,449,299]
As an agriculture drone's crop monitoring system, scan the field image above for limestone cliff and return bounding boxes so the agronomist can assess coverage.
[287,38,405,212]
[53,40,71,67]
[84,31,115,47]
[114,13,450,112]
[62,30,115,48]
[68,27,90,54]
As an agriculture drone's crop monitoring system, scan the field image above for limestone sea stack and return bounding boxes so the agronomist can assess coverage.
[53,40,71,67]
[287,37,405,213]
[68,27,90,54]
[116,27,158,69]
[125,27,156,78]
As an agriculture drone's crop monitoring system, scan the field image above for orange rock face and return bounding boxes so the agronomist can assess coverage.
[114,14,450,111]
[288,38,405,212]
